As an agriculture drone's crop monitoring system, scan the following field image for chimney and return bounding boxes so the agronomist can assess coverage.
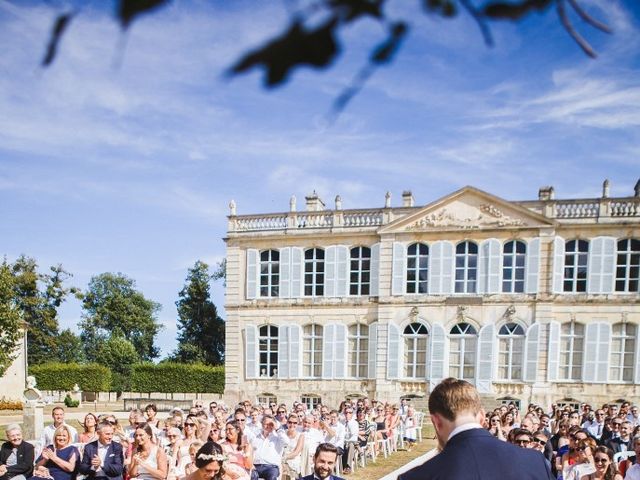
[402,190,415,207]
[305,191,325,211]
[602,179,610,198]
[538,186,555,201]
[634,179,640,197]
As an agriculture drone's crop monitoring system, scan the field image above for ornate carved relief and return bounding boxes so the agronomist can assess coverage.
[405,204,525,230]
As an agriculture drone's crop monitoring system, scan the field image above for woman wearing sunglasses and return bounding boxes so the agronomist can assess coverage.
[581,446,622,480]
[563,438,596,480]
[282,415,305,479]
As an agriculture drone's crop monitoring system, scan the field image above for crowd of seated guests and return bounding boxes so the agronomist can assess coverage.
[0,399,423,480]
[485,400,640,480]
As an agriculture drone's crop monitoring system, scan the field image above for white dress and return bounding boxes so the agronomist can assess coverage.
[137,446,159,480]
[282,431,302,478]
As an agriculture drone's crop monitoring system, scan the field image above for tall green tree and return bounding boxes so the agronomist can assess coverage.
[172,261,224,365]
[80,272,161,361]
[94,334,140,392]
[55,329,86,363]
[0,260,23,375]
[11,256,76,365]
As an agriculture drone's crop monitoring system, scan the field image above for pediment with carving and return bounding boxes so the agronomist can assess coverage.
[380,186,555,233]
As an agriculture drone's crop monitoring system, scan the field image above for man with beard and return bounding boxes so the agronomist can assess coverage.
[301,444,344,480]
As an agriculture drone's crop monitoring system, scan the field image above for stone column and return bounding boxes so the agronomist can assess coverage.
[22,403,44,441]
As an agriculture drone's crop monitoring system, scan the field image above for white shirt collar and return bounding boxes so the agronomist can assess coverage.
[447,422,483,441]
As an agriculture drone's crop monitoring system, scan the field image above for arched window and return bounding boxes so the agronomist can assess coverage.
[406,243,429,294]
[259,250,279,297]
[497,323,524,381]
[560,322,584,380]
[350,247,371,296]
[449,323,477,380]
[348,324,369,378]
[615,239,640,292]
[502,240,526,293]
[610,323,636,382]
[303,324,323,377]
[563,240,589,292]
[258,325,278,377]
[455,241,478,293]
[403,323,429,378]
[304,248,325,296]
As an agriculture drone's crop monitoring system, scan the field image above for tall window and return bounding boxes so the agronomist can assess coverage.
[348,324,369,378]
[304,248,325,296]
[403,323,429,378]
[564,240,589,292]
[455,241,478,293]
[449,323,477,380]
[559,322,584,380]
[350,247,371,296]
[260,250,279,297]
[610,323,636,382]
[303,324,323,377]
[406,243,429,294]
[616,239,640,292]
[503,240,526,293]
[497,323,524,380]
[258,325,278,377]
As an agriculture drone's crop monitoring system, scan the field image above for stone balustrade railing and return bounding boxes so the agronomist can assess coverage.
[551,197,640,219]
[343,210,384,227]
[230,209,386,232]
[611,199,640,217]
[554,201,599,218]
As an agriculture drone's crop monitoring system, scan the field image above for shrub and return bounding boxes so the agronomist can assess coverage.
[63,394,79,408]
[29,363,111,392]
[0,399,23,410]
[131,363,224,393]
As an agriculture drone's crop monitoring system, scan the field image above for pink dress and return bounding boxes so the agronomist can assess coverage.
[220,442,250,480]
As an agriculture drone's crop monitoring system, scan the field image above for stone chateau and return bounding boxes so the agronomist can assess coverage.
[224,181,640,410]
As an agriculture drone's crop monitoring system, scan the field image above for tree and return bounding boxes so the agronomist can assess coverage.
[171,261,225,365]
[94,334,140,391]
[55,329,86,363]
[39,0,613,112]
[80,272,162,362]
[10,256,76,365]
[0,260,23,376]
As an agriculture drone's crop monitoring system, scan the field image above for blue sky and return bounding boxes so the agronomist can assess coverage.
[1,0,639,358]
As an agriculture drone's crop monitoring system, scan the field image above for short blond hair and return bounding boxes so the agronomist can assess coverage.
[53,425,72,446]
[428,377,482,421]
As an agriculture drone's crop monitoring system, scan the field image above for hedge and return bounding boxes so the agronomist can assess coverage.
[29,363,111,392]
[131,363,224,393]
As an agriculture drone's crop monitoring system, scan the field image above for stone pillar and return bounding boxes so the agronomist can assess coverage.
[22,403,44,441]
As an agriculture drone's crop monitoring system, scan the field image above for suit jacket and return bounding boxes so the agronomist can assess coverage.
[606,436,631,453]
[398,428,555,480]
[79,441,124,480]
[0,441,34,480]
[301,474,345,480]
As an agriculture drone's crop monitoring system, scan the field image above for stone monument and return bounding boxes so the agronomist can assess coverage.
[22,376,44,441]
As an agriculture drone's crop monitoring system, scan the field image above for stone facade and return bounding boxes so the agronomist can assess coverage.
[224,183,640,409]
[0,329,27,401]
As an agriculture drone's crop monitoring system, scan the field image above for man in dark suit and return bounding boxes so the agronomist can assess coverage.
[606,421,632,453]
[300,443,345,480]
[79,421,124,480]
[398,378,554,480]
[0,424,34,480]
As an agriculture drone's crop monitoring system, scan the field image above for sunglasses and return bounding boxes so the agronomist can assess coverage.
[184,423,196,427]
[594,457,609,464]
[575,447,588,452]
[278,411,286,414]
[515,439,530,445]
[534,439,547,446]
[288,421,298,425]
[236,419,246,422]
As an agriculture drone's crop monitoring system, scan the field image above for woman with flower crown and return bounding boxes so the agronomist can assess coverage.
[185,443,225,480]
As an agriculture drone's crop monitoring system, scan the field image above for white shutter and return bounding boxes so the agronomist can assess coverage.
[278,326,290,378]
[552,237,565,294]
[584,323,598,382]
[245,325,258,379]
[596,323,611,383]
[525,238,541,294]
[524,323,539,383]
[392,242,406,295]
[279,247,291,298]
[325,246,337,297]
[476,324,495,394]
[291,247,303,297]
[429,241,454,295]
[368,323,378,379]
[246,249,259,299]
[289,325,301,378]
[547,322,560,382]
[588,237,616,294]
[336,246,349,297]
[323,324,335,379]
[387,323,401,379]
[429,323,446,391]
[370,243,380,297]
[334,324,347,378]
[635,329,640,384]
[479,239,501,294]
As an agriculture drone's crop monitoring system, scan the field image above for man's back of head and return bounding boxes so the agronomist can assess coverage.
[428,377,482,421]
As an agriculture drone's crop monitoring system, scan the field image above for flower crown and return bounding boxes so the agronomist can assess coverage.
[197,453,227,462]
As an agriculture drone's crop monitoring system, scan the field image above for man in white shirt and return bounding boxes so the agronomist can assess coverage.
[323,410,345,454]
[584,409,607,440]
[251,415,285,480]
[623,436,640,480]
[341,408,359,474]
[40,407,78,446]
[627,406,640,428]
[301,416,324,456]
